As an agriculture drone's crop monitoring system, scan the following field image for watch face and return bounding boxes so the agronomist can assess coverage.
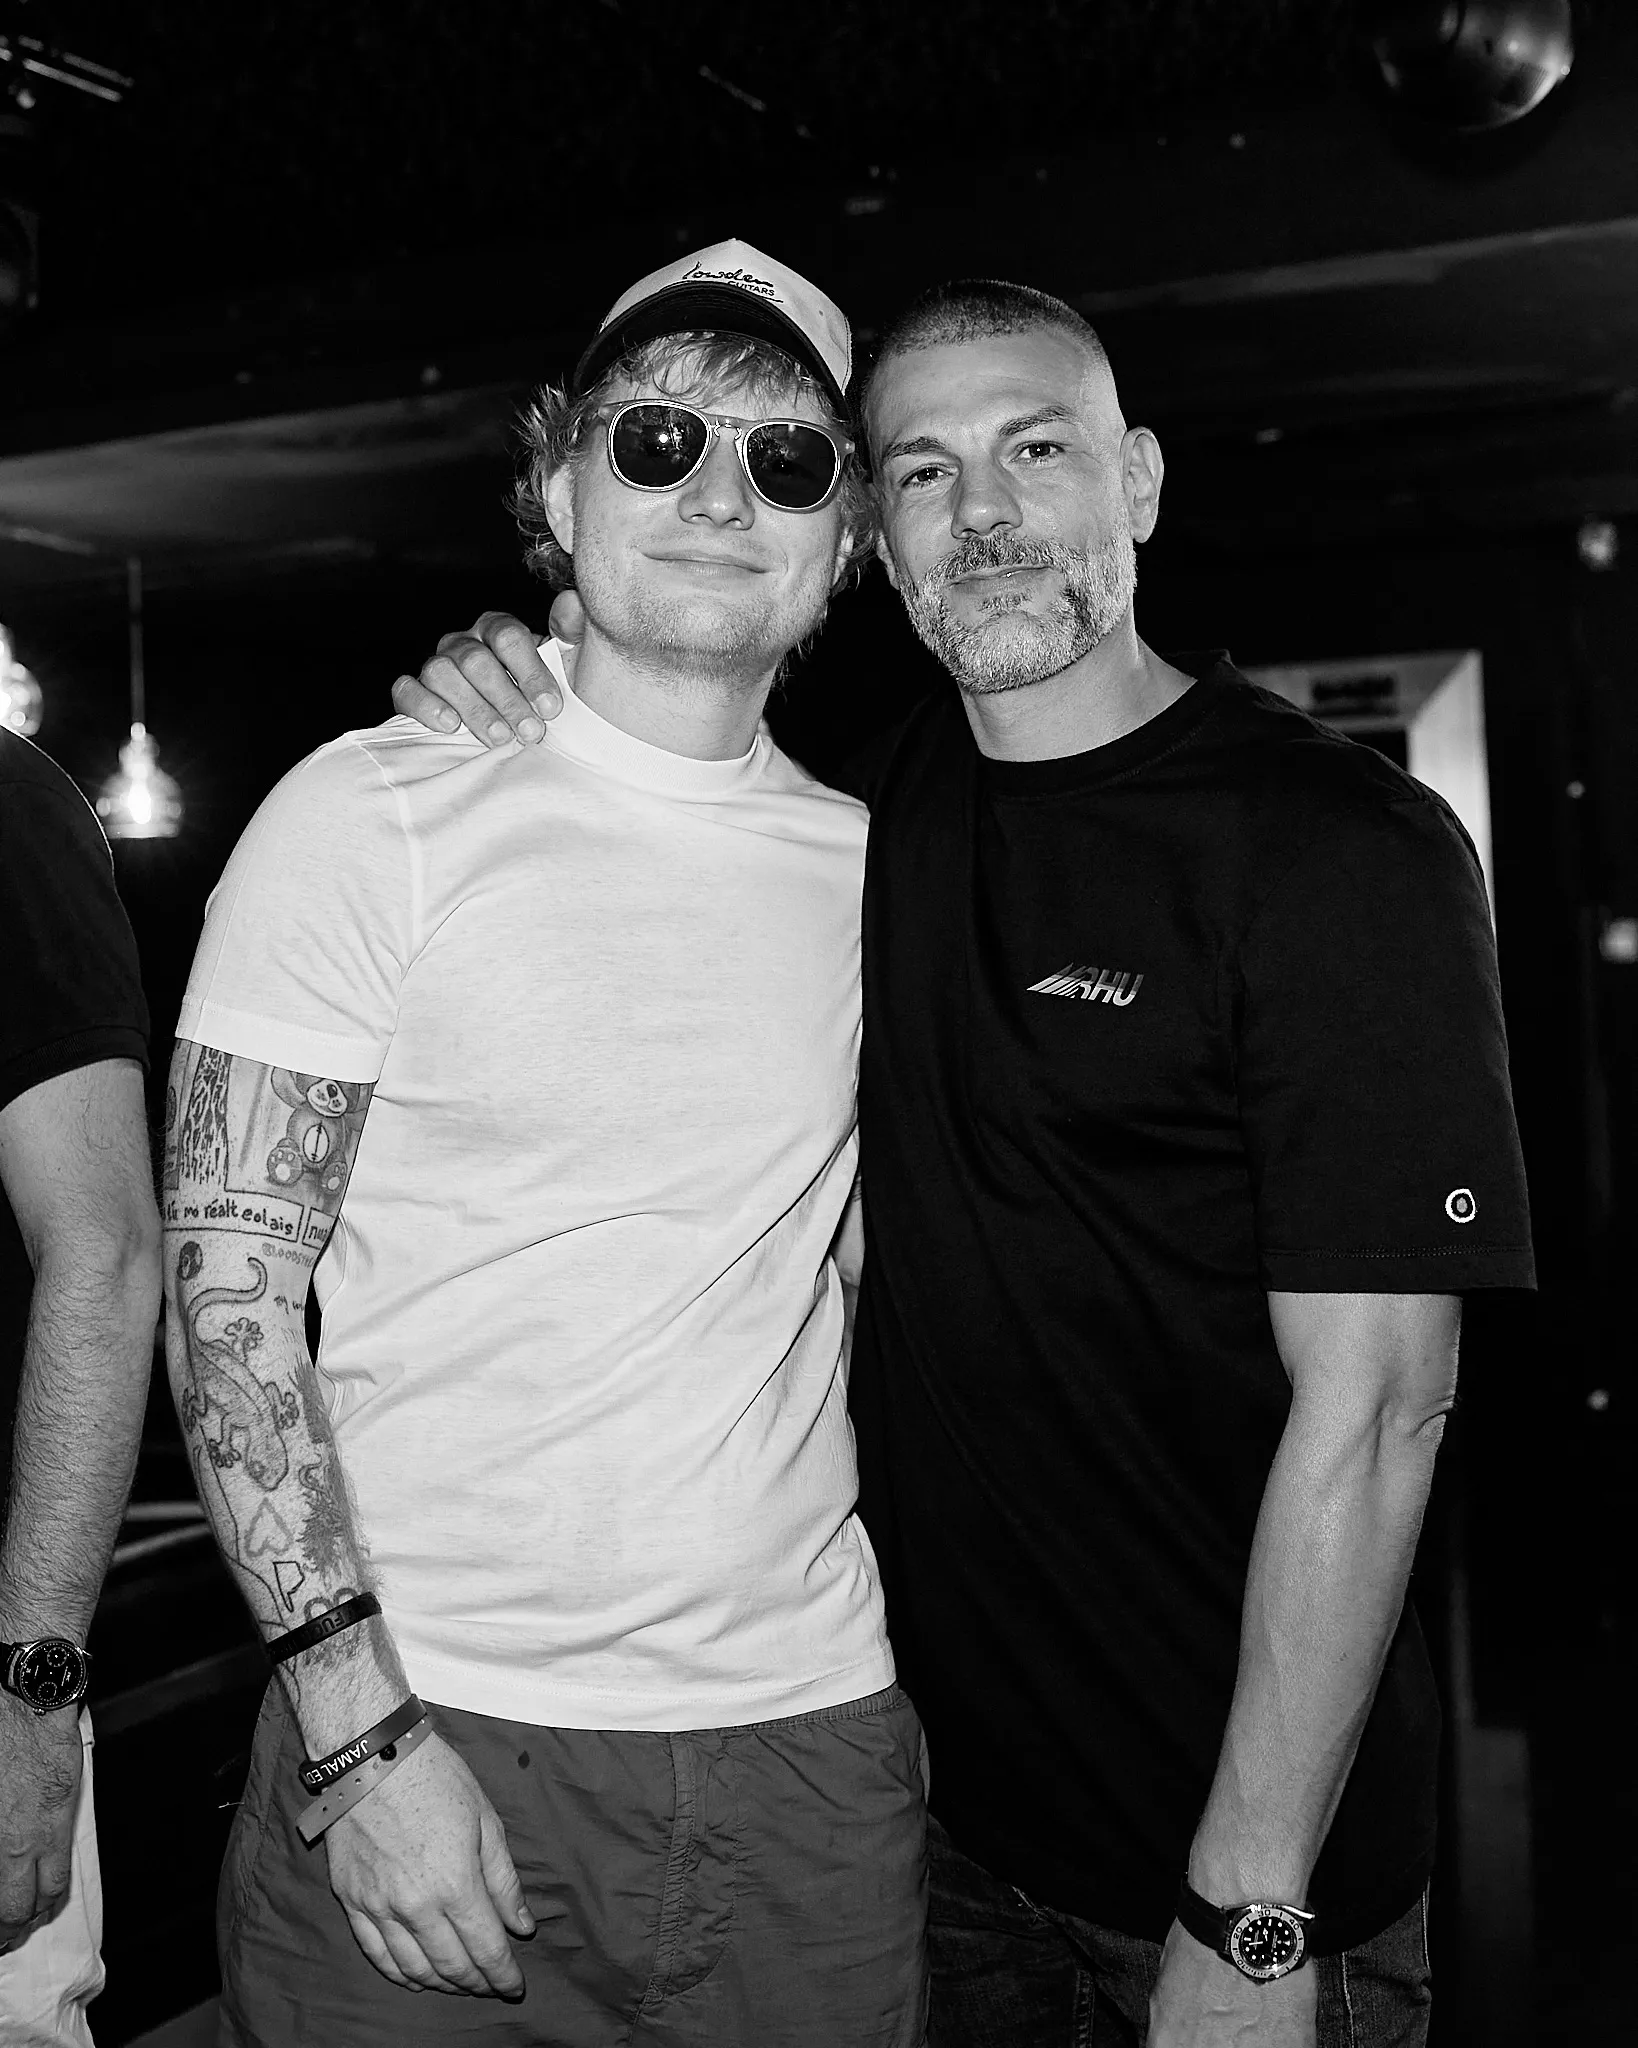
[1228,1906,1307,1980]
[13,1639,89,1710]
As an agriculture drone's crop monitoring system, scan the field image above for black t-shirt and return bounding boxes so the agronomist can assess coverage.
[1,732,150,1529]
[847,654,1534,1947]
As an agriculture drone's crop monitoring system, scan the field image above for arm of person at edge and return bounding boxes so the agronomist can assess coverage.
[0,1060,160,1950]
[391,600,582,744]
[161,1042,534,1999]
[1148,1289,1460,2048]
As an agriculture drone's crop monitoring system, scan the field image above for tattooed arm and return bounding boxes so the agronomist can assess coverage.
[160,1040,399,1733]
[162,1040,531,1999]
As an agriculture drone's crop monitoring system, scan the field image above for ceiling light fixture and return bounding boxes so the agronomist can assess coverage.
[97,558,182,840]
[1576,518,1619,572]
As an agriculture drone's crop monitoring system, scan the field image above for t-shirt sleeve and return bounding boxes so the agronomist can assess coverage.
[177,738,413,1082]
[0,779,149,1114]
[1238,791,1535,1293]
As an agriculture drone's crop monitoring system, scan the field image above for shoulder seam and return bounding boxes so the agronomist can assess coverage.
[343,733,425,963]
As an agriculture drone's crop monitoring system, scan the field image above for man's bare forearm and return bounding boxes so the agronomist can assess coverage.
[0,1242,157,1643]
[1187,1296,1458,1905]
[162,1041,408,1750]
[0,1060,160,1646]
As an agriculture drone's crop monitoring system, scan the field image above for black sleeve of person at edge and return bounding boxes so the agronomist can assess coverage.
[1238,784,1533,1290]
[0,734,151,1530]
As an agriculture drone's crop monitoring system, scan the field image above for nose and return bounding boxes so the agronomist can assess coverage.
[949,456,1021,540]
[677,429,755,527]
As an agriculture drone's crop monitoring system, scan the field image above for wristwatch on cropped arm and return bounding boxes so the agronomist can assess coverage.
[1176,1879,1315,1981]
[0,1637,92,1714]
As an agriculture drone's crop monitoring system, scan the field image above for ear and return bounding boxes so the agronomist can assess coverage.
[873,525,901,592]
[1122,427,1164,544]
[830,530,857,593]
[543,463,578,557]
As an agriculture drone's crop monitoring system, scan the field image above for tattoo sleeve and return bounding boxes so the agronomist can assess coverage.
[161,1039,408,1745]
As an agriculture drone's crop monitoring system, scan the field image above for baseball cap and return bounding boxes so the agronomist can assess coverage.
[573,238,852,413]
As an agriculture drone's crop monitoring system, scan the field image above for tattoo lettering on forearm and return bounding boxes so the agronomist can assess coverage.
[162,1045,370,1253]
[164,1044,381,1645]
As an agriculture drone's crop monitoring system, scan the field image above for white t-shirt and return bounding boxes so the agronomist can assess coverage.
[178,647,891,1729]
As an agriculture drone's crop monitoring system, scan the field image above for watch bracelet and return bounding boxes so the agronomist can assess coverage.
[1176,1878,1318,1966]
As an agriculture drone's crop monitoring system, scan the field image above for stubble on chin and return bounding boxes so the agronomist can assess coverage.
[901,528,1139,697]
[573,542,834,687]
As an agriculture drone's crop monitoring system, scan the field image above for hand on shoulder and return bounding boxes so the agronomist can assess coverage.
[391,599,586,747]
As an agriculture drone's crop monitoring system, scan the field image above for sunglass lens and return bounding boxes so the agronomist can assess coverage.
[610,405,709,488]
[745,424,840,509]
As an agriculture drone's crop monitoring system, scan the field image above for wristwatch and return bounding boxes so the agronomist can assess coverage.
[1176,1879,1315,1981]
[0,1637,92,1714]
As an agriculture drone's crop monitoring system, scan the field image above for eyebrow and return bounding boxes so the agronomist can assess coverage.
[998,406,1077,437]
[878,406,1080,468]
[878,433,945,467]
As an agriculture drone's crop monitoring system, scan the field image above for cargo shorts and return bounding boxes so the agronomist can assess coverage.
[218,1680,927,2047]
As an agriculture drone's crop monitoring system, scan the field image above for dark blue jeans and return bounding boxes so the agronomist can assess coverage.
[927,1814,1432,2048]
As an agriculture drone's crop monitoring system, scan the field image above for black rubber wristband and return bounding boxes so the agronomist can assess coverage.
[267,1592,381,1668]
[298,1695,427,1794]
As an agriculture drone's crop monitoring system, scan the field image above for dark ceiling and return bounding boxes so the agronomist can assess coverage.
[4,0,1638,608]
[11,0,1389,316]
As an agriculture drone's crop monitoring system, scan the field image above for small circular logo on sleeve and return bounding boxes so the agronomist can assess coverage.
[1445,1188,1477,1224]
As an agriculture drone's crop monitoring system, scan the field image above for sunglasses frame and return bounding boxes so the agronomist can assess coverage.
[597,400,853,513]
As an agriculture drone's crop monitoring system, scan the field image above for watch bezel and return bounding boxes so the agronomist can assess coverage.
[1225,1900,1311,1981]
[2,1637,92,1714]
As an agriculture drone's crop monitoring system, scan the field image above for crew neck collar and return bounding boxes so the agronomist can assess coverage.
[538,639,770,800]
[975,651,1236,798]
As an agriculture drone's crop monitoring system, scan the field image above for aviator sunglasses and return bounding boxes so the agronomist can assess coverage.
[598,401,853,512]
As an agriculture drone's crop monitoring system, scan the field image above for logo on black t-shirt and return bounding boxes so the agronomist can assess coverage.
[1027,963,1144,1007]
[1445,1187,1477,1223]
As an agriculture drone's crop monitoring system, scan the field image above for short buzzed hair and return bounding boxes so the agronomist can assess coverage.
[861,278,1111,423]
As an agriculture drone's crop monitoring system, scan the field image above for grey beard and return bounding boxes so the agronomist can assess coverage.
[899,527,1138,696]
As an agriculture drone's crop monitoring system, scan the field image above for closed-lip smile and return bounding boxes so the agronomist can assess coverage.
[650,550,766,571]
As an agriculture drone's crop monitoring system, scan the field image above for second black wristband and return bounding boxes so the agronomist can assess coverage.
[268,1592,381,1667]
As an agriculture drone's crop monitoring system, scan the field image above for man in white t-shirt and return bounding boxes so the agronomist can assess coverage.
[161,243,925,2048]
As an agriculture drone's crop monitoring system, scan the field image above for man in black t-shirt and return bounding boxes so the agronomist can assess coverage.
[397,279,1533,2048]
[0,730,158,2043]
[849,282,1529,2048]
